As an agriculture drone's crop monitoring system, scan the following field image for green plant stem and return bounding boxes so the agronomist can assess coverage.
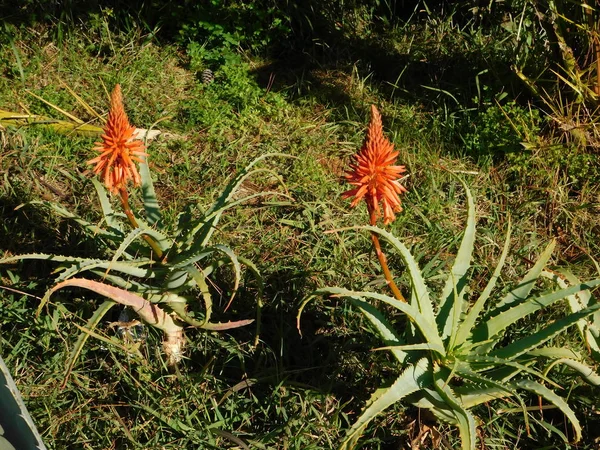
[118,187,165,261]
[369,209,406,302]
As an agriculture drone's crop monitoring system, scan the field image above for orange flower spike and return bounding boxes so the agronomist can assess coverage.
[342,105,408,225]
[87,85,147,194]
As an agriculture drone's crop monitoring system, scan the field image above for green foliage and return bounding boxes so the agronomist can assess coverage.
[463,101,542,162]
[177,0,291,53]
[187,44,262,112]
[1,153,290,370]
[498,0,600,185]
[183,42,286,129]
[300,181,600,449]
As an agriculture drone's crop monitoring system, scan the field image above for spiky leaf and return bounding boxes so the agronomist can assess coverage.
[339,358,431,450]
[513,379,582,443]
[437,179,476,342]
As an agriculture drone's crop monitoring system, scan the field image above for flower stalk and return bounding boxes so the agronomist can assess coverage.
[369,209,406,302]
[343,105,408,302]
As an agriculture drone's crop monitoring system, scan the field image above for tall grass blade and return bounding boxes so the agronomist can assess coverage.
[25,90,84,124]
[61,300,115,388]
[8,40,24,84]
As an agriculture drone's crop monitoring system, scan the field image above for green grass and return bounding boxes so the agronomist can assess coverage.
[1,9,600,450]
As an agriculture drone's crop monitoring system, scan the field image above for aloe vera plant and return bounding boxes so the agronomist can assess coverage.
[1,153,289,374]
[299,180,600,449]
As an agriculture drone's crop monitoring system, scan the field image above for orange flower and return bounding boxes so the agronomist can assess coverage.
[342,105,407,225]
[88,85,147,194]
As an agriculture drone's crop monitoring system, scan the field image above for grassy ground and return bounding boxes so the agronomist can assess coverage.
[1,8,600,450]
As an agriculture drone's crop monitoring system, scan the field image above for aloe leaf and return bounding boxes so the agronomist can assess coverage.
[163,269,191,290]
[464,355,560,388]
[360,225,436,327]
[61,300,114,388]
[91,178,123,232]
[455,364,517,397]
[166,294,254,332]
[200,244,241,311]
[183,265,213,324]
[168,300,206,327]
[0,354,47,450]
[470,364,524,385]
[492,240,556,312]
[453,364,528,424]
[543,358,600,385]
[53,279,186,365]
[527,347,581,360]
[297,290,408,363]
[139,153,162,226]
[348,298,408,364]
[513,379,582,443]
[169,249,213,269]
[141,228,171,254]
[111,228,153,264]
[48,278,182,334]
[319,287,445,356]
[490,302,600,360]
[374,343,441,352]
[437,179,476,342]
[432,365,477,450]
[339,358,431,450]
[34,259,159,315]
[87,270,164,295]
[408,388,458,424]
[456,385,513,408]
[471,279,600,345]
[129,216,171,252]
[182,189,289,252]
[179,154,291,250]
[0,253,95,265]
[1,254,157,279]
[455,378,529,435]
[200,319,254,331]
[73,260,159,278]
[56,259,115,282]
[453,219,512,351]
[541,269,600,360]
[25,201,119,239]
